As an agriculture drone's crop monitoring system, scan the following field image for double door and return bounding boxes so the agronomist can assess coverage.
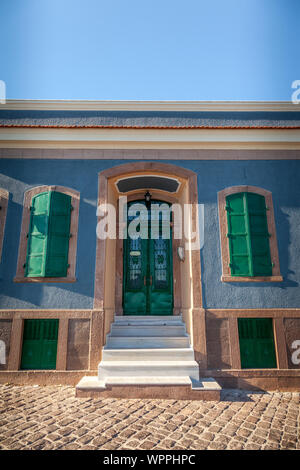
[123,200,173,315]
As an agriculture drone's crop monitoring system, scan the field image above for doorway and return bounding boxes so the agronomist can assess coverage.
[123,200,173,315]
[94,163,205,365]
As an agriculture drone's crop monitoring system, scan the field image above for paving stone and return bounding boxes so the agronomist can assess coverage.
[159,439,177,449]
[208,440,227,450]
[139,440,158,450]
[92,435,111,447]
[0,385,299,450]
[281,440,297,449]
[227,440,245,450]
[199,431,215,441]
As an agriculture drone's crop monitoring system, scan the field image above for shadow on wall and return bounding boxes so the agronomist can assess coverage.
[205,315,231,369]
[200,196,298,310]
[275,207,298,288]
[224,206,298,289]
[66,319,90,371]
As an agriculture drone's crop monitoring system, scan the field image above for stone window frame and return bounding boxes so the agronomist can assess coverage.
[0,189,9,262]
[14,185,80,283]
[218,185,283,282]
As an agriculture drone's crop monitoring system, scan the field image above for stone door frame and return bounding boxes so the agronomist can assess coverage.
[93,162,207,367]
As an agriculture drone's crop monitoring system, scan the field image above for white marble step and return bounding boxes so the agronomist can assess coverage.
[105,336,190,349]
[110,324,187,337]
[76,375,221,391]
[115,315,182,321]
[114,315,183,326]
[98,360,200,381]
[102,348,195,361]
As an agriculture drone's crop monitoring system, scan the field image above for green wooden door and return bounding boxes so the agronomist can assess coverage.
[123,200,173,315]
[238,318,277,369]
[21,319,59,369]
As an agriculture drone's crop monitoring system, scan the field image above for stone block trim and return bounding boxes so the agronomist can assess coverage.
[0,310,93,372]
[206,317,231,369]
[67,319,91,370]
[284,318,300,369]
[1,308,300,391]
[0,319,12,370]
[0,188,9,262]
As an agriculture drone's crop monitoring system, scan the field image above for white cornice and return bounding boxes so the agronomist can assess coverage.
[1,99,300,112]
[0,127,299,150]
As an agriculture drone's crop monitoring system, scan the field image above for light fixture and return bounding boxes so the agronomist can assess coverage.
[177,246,185,262]
[144,191,151,208]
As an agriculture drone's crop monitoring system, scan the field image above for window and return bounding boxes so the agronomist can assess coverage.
[226,192,272,277]
[25,191,71,277]
[238,318,277,369]
[21,319,59,369]
[218,186,282,282]
[0,189,9,262]
[15,186,80,283]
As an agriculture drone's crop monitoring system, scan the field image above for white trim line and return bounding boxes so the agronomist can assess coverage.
[0,127,299,146]
[1,99,300,112]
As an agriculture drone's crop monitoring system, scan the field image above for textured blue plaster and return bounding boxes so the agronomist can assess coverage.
[0,159,299,309]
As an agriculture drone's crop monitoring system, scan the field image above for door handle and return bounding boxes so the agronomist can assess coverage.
[149,275,152,286]
[144,276,146,286]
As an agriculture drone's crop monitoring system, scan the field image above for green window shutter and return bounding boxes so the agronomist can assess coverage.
[21,319,59,370]
[25,192,51,277]
[25,191,71,278]
[238,318,277,369]
[226,192,272,277]
[45,192,71,277]
[226,192,251,276]
[247,193,272,276]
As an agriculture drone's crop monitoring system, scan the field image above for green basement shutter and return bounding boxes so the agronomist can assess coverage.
[226,192,272,277]
[25,191,72,277]
[21,319,59,369]
[238,318,277,369]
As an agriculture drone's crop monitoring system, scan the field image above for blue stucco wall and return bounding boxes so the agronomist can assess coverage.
[0,158,299,309]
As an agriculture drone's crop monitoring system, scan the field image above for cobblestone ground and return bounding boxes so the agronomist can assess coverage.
[0,385,299,450]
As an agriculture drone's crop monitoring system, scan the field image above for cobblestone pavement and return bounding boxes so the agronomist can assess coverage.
[0,385,299,450]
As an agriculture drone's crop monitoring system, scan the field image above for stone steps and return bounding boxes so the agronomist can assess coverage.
[76,376,221,400]
[109,324,187,337]
[102,348,195,361]
[98,360,200,381]
[77,376,222,388]
[113,315,183,326]
[75,314,221,400]
[105,336,190,349]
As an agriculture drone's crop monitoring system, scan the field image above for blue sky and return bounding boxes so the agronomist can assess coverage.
[0,0,299,100]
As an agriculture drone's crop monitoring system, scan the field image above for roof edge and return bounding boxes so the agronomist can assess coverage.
[1,124,300,130]
[1,99,299,112]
